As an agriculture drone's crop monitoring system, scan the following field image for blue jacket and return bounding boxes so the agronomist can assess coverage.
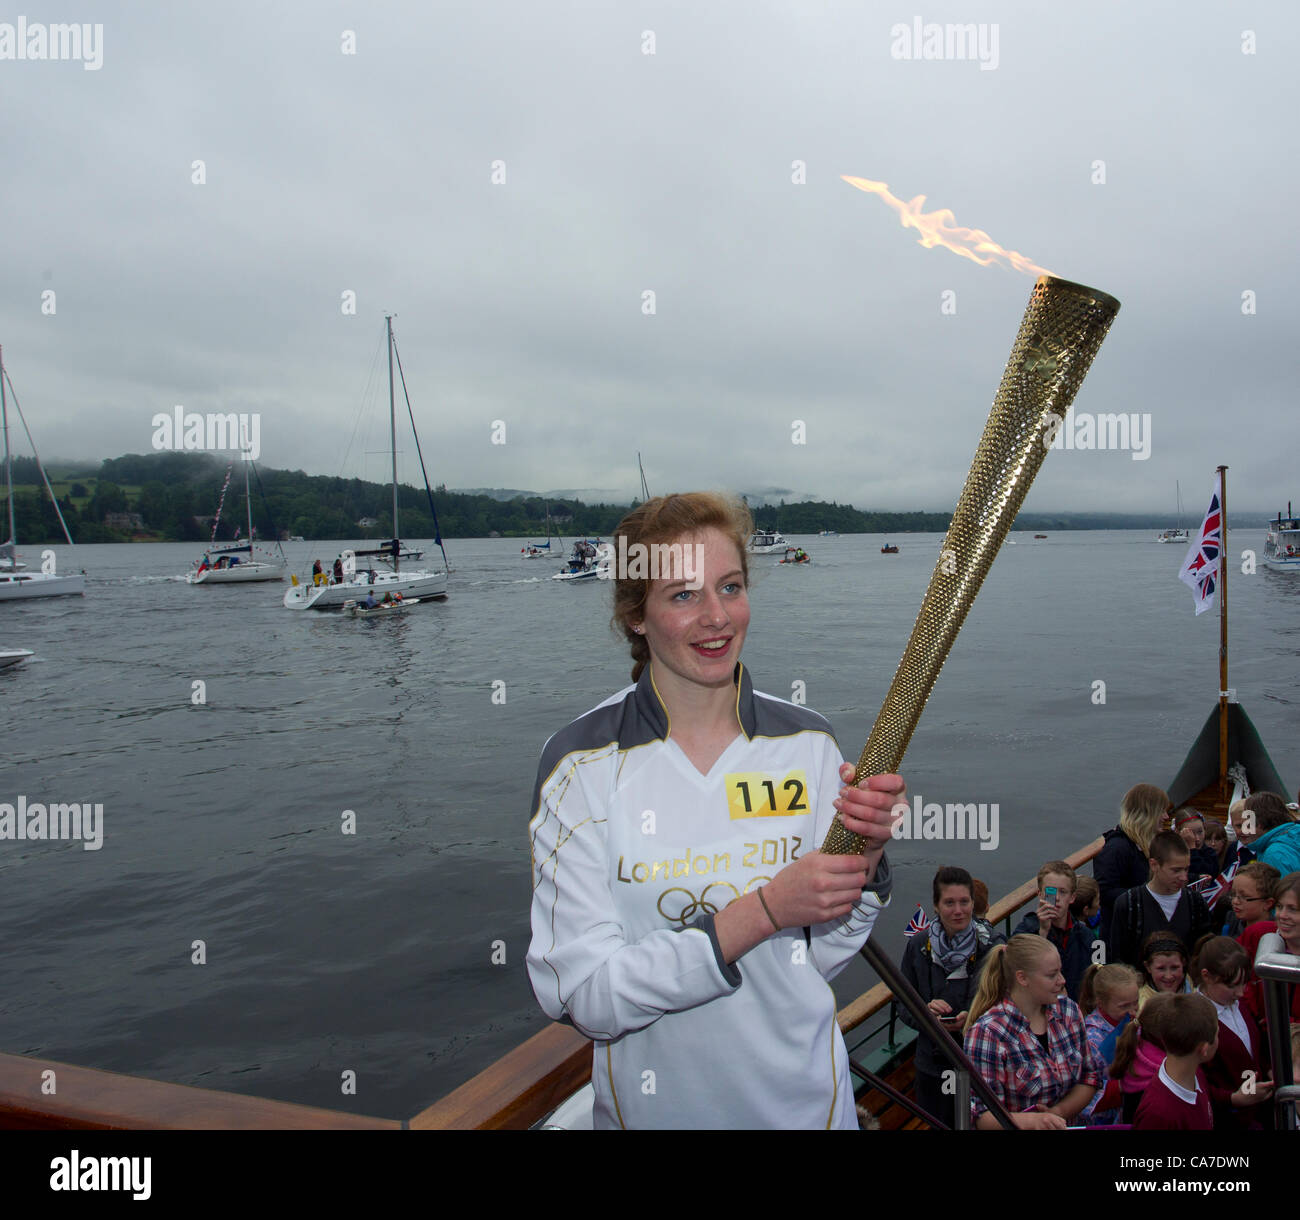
[1252,821,1300,875]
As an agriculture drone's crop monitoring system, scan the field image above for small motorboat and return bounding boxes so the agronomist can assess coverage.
[880,544,899,554]
[1034,534,1047,540]
[778,547,810,564]
[747,528,789,554]
[0,648,34,669]
[553,540,612,582]
[342,596,421,617]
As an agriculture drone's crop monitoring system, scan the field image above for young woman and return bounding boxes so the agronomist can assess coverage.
[963,934,1103,1129]
[1095,784,1172,944]
[526,493,905,1129]
[899,866,1004,1129]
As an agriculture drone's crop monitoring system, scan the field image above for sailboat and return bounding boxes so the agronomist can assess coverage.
[186,458,287,584]
[284,316,449,610]
[521,503,561,558]
[0,345,85,601]
[1156,480,1189,543]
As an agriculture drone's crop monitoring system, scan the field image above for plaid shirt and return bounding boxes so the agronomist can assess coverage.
[964,997,1103,1123]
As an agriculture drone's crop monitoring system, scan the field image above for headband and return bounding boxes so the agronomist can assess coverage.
[1144,937,1186,959]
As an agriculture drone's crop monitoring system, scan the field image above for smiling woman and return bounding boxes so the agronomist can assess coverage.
[525,492,907,1129]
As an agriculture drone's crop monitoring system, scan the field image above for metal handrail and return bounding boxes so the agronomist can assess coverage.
[1254,951,1300,1132]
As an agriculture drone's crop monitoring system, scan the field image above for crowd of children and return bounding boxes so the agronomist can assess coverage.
[908,781,1300,1130]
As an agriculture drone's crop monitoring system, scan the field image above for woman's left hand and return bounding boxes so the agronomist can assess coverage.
[831,764,906,851]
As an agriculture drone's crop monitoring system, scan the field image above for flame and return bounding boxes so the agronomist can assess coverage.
[842,176,1053,277]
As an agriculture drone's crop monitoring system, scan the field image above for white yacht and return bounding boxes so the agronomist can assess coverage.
[0,346,85,601]
[285,316,449,610]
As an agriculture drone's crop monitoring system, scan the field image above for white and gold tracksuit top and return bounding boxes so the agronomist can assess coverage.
[527,663,892,1129]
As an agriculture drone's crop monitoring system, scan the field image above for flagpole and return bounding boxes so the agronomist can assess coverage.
[1218,464,1229,801]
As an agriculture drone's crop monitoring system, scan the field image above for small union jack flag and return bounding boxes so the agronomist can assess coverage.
[904,903,932,938]
[1179,473,1223,616]
[1195,859,1240,909]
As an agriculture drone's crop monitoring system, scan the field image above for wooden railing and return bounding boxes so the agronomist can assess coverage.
[0,838,1105,1130]
[0,1053,399,1130]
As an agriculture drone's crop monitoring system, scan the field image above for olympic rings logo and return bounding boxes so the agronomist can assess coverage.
[656,877,770,927]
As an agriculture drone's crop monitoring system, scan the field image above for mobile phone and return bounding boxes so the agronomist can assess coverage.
[1044,885,1058,907]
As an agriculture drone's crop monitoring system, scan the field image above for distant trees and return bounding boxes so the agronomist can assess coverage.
[0,451,1214,544]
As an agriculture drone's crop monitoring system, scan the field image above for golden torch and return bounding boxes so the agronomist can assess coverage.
[823,274,1120,854]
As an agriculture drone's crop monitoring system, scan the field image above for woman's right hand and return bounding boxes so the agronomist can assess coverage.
[1014,1110,1068,1130]
[761,850,870,929]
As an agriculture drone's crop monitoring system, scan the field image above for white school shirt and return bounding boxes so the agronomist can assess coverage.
[527,663,892,1130]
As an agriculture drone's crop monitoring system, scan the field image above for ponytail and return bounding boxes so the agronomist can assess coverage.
[1080,962,1140,1017]
[963,934,1055,1033]
[1110,992,1174,1081]
[964,944,1009,1034]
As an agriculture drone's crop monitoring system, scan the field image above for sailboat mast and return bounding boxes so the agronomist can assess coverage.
[1,345,15,546]
[387,315,399,559]
[1217,464,1229,797]
[244,460,253,551]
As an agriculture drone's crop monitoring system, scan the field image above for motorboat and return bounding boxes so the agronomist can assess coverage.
[342,596,421,617]
[0,647,34,669]
[747,527,788,554]
[552,540,612,582]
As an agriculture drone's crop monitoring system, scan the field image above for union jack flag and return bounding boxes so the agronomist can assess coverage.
[1194,859,1240,909]
[1179,473,1223,616]
[904,903,932,938]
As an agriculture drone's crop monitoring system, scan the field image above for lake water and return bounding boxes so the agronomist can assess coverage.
[1,532,1296,1120]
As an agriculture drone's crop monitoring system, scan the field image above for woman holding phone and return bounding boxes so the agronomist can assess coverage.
[900,866,1004,1128]
[527,493,905,1129]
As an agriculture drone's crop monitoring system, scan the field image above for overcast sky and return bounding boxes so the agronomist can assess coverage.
[1,1,1295,515]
